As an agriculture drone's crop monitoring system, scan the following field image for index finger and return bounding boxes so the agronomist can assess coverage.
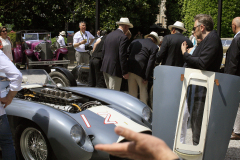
[114,126,146,142]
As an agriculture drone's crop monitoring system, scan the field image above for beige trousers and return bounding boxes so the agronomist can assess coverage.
[234,104,240,134]
[75,51,89,65]
[128,72,148,104]
[103,72,122,91]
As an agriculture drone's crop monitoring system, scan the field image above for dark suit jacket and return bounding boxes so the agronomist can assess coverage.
[127,38,158,80]
[183,30,223,72]
[156,33,193,67]
[101,29,128,77]
[224,33,240,76]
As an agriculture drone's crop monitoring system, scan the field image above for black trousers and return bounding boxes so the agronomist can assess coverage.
[88,57,106,88]
[187,85,207,145]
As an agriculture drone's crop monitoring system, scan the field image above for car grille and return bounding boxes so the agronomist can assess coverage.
[40,42,53,60]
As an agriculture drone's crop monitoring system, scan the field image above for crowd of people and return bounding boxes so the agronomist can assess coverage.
[0,13,240,159]
[72,14,240,159]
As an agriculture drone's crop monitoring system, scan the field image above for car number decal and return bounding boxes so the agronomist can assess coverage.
[81,114,91,128]
[81,113,117,128]
[97,113,118,124]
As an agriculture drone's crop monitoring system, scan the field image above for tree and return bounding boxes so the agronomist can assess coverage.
[165,0,240,37]
[0,0,160,36]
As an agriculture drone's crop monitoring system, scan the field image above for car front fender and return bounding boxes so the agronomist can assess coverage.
[6,99,93,160]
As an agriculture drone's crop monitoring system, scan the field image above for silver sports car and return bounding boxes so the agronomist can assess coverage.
[2,69,152,160]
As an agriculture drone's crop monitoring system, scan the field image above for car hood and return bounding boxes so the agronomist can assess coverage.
[65,105,151,144]
[62,87,148,118]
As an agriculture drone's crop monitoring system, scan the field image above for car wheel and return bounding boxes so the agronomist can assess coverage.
[49,71,70,87]
[15,123,56,160]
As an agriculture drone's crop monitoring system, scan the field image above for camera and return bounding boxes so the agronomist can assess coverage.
[85,44,93,51]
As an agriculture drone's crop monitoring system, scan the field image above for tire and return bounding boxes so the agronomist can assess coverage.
[49,71,71,87]
[15,123,56,160]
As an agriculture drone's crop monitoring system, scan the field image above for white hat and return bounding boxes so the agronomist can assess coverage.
[168,21,187,32]
[116,17,133,28]
[59,31,66,36]
[144,31,160,45]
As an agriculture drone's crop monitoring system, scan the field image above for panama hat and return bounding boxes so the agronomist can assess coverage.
[116,17,133,28]
[59,31,66,36]
[168,21,187,32]
[144,31,160,45]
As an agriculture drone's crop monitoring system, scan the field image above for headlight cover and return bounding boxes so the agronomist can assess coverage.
[142,106,152,123]
[70,125,84,145]
[70,125,94,152]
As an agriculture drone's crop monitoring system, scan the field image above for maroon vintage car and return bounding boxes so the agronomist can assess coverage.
[13,30,69,71]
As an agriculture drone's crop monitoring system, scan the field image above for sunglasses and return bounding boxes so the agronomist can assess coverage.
[192,25,201,31]
[1,30,7,33]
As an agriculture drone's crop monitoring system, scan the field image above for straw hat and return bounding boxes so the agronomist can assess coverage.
[144,31,160,45]
[168,21,187,32]
[59,31,66,36]
[116,17,133,28]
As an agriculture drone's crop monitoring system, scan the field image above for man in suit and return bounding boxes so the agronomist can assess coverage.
[127,31,159,104]
[181,14,223,145]
[224,17,240,140]
[156,21,193,66]
[101,17,133,91]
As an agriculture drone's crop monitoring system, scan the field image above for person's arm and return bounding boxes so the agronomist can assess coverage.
[88,32,95,46]
[95,126,179,160]
[225,38,240,75]
[0,50,22,108]
[145,47,158,81]
[119,36,129,79]
[156,36,168,64]
[73,33,86,48]
[92,39,101,52]
[182,37,221,70]
[89,39,95,46]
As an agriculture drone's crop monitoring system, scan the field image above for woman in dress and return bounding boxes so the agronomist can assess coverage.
[0,26,13,61]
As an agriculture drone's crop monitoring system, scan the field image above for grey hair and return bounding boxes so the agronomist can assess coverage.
[79,21,86,26]
[194,14,214,31]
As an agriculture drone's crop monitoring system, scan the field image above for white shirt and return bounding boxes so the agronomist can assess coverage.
[73,31,94,52]
[57,35,66,47]
[0,37,12,60]
[234,31,240,38]
[0,50,22,115]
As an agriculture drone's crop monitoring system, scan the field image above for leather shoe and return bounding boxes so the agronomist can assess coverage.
[230,132,240,140]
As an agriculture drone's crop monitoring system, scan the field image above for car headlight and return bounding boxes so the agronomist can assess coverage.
[142,106,152,123]
[70,125,85,145]
[35,44,42,52]
[70,125,94,152]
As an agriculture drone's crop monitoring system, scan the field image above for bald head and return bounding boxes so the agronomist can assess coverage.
[232,17,240,34]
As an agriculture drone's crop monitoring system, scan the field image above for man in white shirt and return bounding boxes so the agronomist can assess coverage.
[0,50,22,159]
[57,31,67,48]
[73,21,94,65]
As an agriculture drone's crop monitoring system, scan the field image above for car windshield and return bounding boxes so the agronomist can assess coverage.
[20,69,56,86]
[23,33,51,41]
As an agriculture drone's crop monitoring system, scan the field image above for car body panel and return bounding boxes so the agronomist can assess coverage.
[2,69,152,160]
[6,99,93,160]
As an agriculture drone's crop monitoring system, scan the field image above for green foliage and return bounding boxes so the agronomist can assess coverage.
[8,31,16,47]
[0,0,160,36]
[165,0,240,37]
